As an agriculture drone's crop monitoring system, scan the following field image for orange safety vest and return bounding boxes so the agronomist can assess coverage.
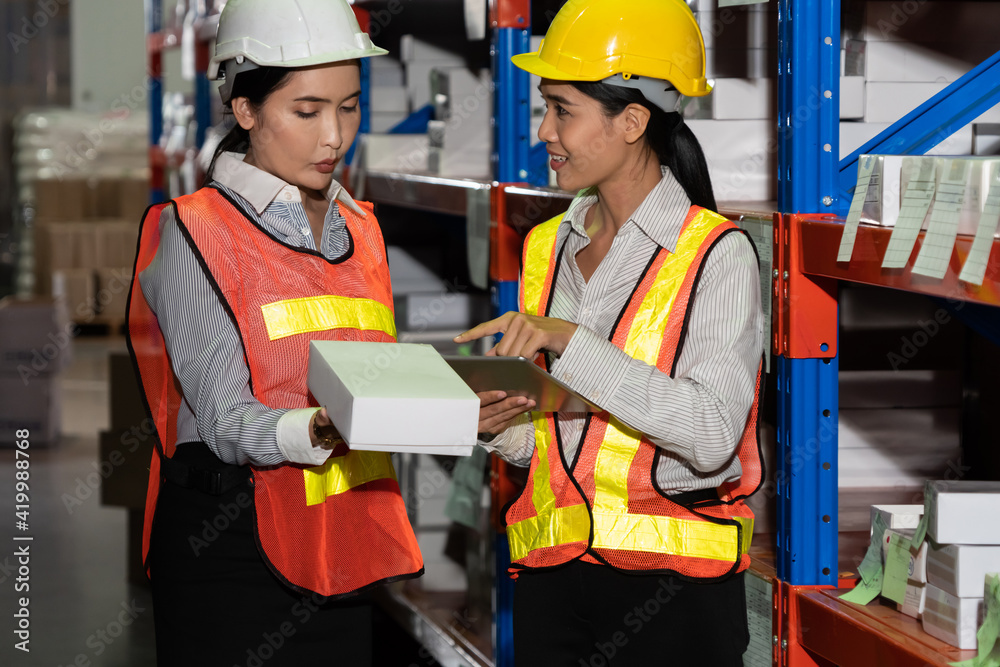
[127,187,423,597]
[505,205,763,581]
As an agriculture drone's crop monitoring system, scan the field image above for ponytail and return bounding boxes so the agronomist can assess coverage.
[570,81,717,212]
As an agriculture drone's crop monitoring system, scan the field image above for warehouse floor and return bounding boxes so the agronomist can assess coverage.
[0,336,437,667]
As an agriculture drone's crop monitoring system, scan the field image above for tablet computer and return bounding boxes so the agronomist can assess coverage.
[442,355,601,413]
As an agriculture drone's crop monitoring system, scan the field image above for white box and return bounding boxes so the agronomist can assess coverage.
[369,112,408,134]
[921,582,983,650]
[879,527,928,583]
[371,87,408,115]
[841,76,865,120]
[927,480,1000,545]
[864,82,948,123]
[704,48,775,80]
[839,122,975,160]
[927,543,1000,598]
[686,119,776,202]
[307,341,479,455]
[700,78,774,120]
[898,581,926,619]
[871,504,924,532]
[844,40,985,83]
[974,124,1000,156]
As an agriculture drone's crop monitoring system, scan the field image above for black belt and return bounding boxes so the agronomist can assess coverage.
[160,442,250,495]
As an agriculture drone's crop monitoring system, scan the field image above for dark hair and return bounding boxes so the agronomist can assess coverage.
[204,66,294,184]
[570,81,717,212]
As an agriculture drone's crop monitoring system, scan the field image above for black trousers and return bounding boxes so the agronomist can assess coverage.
[513,561,749,667]
[149,445,372,667]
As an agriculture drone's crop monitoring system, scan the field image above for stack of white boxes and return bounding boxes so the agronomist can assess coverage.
[686,1,779,202]
[921,480,1000,650]
[840,0,1000,159]
[369,56,409,133]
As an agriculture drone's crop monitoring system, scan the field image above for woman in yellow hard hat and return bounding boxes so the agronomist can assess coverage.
[456,0,764,663]
[128,0,422,664]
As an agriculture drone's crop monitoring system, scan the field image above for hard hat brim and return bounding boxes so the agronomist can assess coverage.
[511,51,596,82]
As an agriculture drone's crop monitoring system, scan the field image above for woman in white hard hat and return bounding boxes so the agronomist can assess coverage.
[456,0,764,663]
[127,1,422,664]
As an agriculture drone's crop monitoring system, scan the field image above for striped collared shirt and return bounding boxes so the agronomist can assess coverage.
[139,152,363,465]
[484,167,764,492]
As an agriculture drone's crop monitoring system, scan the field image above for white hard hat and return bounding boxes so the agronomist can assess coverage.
[211,0,388,102]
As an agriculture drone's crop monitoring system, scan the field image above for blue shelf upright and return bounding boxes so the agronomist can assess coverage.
[490,2,532,666]
[775,0,841,588]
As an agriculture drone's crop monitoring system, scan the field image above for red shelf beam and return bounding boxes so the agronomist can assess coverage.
[796,217,1000,306]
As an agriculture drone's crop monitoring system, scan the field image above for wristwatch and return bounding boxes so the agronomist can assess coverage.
[311,413,344,449]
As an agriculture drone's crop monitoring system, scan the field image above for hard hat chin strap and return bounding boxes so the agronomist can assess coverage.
[219,57,262,103]
[601,73,681,114]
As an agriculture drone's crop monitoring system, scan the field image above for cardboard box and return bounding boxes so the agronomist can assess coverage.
[119,178,150,222]
[99,221,139,270]
[871,504,923,532]
[98,428,154,508]
[307,341,479,455]
[33,178,93,221]
[0,374,61,446]
[0,296,72,376]
[927,543,1000,598]
[687,119,777,202]
[927,480,1000,545]
[880,528,928,583]
[921,582,983,650]
[52,269,96,321]
[95,267,132,320]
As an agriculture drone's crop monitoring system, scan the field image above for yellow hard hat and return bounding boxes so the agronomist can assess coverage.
[511,0,711,98]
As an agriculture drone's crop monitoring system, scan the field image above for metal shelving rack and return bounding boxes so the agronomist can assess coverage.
[770,0,1000,664]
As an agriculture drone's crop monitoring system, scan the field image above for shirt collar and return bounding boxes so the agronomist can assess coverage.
[561,166,693,252]
[211,151,366,218]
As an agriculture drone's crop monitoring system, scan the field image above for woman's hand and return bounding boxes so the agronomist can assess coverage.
[455,311,578,359]
[309,407,343,450]
[477,391,535,436]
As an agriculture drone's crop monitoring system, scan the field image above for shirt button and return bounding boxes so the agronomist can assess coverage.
[582,307,592,317]
[590,391,600,401]
[563,373,573,383]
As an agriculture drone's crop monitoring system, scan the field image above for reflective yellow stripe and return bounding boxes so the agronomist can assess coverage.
[507,504,590,562]
[738,516,754,555]
[622,210,724,362]
[591,511,740,561]
[302,451,396,506]
[530,413,556,516]
[521,217,562,316]
[261,295,396,341]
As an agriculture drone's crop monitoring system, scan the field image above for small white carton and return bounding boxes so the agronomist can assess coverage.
[927,543,1000,598]
[926,480,1000,545]
[898,581,926,619]
[921,582,983,650]
[307,341,479,456]
[871,504,924,531]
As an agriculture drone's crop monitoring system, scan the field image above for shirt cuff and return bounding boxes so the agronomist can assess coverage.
[549,325,632,407]
[275,408,333,466]
[477,414,532,466]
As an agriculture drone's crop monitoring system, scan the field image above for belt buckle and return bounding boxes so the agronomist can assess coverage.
[195,467,224,495]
